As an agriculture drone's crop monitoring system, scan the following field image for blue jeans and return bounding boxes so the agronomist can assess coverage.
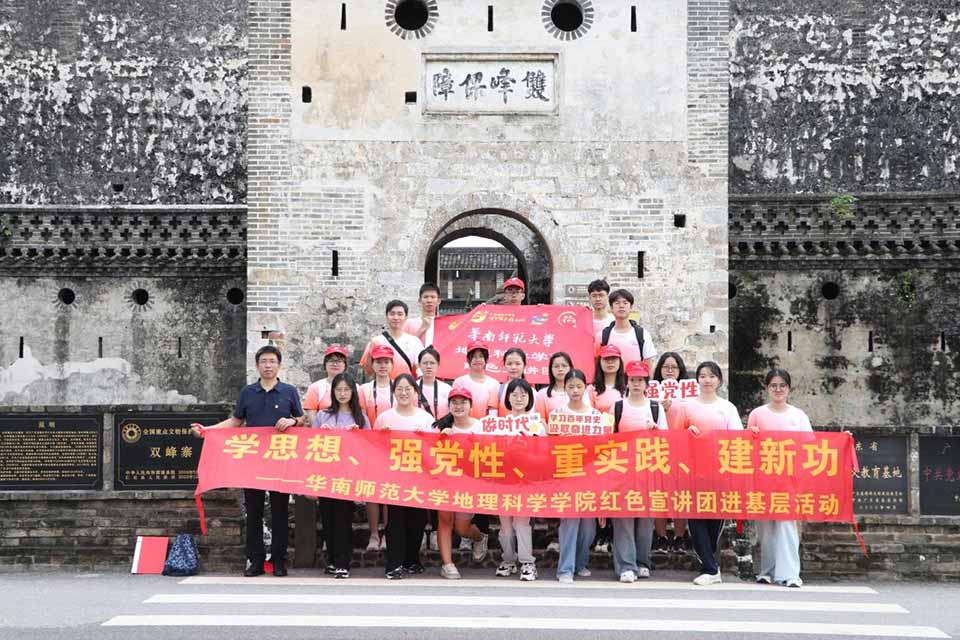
[557,518,595,577]
[757,520,801,582]
[612,517,654,575]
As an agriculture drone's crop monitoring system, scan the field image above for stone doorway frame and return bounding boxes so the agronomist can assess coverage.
[423,208,554,307]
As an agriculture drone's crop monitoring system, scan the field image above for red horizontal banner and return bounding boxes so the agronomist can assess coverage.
[195,428,856,533]
[431,304,595,384]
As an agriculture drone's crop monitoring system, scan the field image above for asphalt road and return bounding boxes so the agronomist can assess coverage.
[0,568,956,640]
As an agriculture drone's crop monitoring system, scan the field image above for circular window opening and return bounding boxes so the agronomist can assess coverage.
[227,287,245,305]
[729,282,738,300]
[821,282,840,300]
[394,0,429,31]
[551,0,584,31]
[131,288,150,306]
[58,288,76,305]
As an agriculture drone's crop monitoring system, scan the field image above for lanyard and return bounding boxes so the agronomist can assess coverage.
[372,384,393,420]
[419,380,439,417]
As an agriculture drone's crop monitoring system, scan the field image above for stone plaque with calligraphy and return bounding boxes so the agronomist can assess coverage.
[852,435,908,514]
[0,413,102,490]
[114,413,221,490]
[919,436,960,515]
[423,54,558,115]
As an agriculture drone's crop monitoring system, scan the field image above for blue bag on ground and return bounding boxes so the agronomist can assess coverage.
[162,534,199,576]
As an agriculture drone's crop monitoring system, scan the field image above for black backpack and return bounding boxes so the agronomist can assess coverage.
[613,399,659,432]
[601,320,645,356]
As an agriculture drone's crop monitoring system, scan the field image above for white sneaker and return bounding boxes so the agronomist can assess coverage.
[594,541,610,553]
[379,535,387,550]
[440,563,461,580]
[546,540,560,553]
[557,574,574,584]
[365,535,380,552]
[756,574,773,584]
[520,562,537,581]
[693,572,722,586]
[459,537,473,551]
[472,534,489,562]
[637,566,650,579]
[576,567,592,577]
[784,578,803,588]
[495,562,517,577]
[619,570,637,583]
[429,531,439,551]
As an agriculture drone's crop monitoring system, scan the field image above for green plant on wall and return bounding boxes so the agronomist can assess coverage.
[895,270,919,308]
[828,194,858,221]
[0,218,11,240]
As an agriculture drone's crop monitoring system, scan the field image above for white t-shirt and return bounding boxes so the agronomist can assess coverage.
[373,408,436,432]
[362,332,425,378]
[593,313,615,335]
[446,419,484,435]
[404,316,435,347]
[594,323,657,364]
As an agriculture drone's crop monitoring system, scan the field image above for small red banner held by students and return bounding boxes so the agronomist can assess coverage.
[194,428,857,534]
[432,304,595,384]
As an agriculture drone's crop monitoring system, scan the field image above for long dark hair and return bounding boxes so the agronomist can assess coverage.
[546,351,574,397]
[653,352,688,383]
[504,378,535,412]
[433,394,473,431]
[324,373,365,427]
[503,347,527,379]
[593,353,626,395]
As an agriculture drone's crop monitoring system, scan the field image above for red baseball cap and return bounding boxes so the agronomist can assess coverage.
[466,340,489,356]
[370,344,395,361]
[448,386,473,402]
[599,344,622,359]
[625,361,650,378]
[502,277,525,291]
[324,344,348,359]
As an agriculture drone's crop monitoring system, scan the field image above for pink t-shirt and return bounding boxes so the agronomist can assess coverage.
[373,408,436,432]
[404,316,435,347]
[677,397,743,432]
[664,399,686,431]
[360,332,425,379]
[747,404,812,433]
[535,387,566,421]
[594,324,656,364]
[497,380,547,417]
[453,374,500,419]
[418,379,451,420]
[609,398,668,432]
[588,385,623,414]
[359,381,393,427]
[303,379,332,412]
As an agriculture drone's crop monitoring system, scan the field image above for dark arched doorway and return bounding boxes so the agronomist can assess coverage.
[424,209,553,312]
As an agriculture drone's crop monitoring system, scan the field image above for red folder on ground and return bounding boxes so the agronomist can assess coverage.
[131,536,169,574]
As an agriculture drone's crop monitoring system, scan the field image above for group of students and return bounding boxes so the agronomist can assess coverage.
[192,278,812,588]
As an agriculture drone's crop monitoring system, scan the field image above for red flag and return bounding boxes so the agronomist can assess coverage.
[432,304,595,384]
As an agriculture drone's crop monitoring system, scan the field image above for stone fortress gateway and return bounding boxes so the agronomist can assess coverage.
[248,0,729,388]
[0,0,957,579]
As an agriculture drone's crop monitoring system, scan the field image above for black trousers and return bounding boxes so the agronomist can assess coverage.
[689,518,724,575]
[474,512,491,534]
[319,497,355,570]
[385,504,427,572]
[243,489,289,565]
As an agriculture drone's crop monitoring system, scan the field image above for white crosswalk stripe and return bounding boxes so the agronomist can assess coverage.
[100,572,951,638]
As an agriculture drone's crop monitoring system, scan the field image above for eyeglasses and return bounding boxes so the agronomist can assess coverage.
[661,365,679,371]
[768,383,788,391]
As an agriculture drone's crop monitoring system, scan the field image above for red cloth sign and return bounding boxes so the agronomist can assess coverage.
[431,304,595,384]
[194,428,857,534]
